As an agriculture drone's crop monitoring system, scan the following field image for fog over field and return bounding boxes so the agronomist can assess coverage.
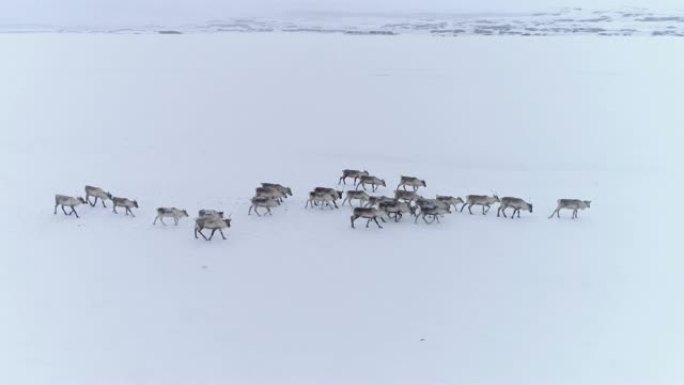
[0,32,682,384]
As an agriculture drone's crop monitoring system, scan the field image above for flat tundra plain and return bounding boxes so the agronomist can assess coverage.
[0,34,682,385]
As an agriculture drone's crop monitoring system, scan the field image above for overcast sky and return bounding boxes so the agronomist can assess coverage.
[1,0,682,25]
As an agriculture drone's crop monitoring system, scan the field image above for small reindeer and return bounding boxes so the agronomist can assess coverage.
[436,195,464,211]
[415,205,451,224]
[461,195,500,215]
[249,196,279,216]
[497,197,533,219]
[194,216,231,240]
[261,183,292,200]
[339,169,369,185]
[341,190,370,206]
[549,199,591,219]
[154,207,189,225]
[350,207,386,229]
[394,190,422,203]
[84,185,113,208]
[198,209,224,218]
[54,194,87,218]
[112,196,139,217]
[397,176,426,191]
[356,175,386,192]
[306,190,341,209]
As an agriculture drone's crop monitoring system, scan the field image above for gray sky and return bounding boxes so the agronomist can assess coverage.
[1,0,682,25]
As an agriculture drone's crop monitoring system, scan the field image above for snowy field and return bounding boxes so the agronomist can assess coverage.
[0,34,682,384]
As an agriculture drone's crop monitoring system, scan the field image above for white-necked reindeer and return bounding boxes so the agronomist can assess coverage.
[461,194,500,215]
[54,194,87,218]
[194,216,232,241]
[154,207,189,225]
[548,199,591,219]
[356,175,386,192]
[249,196,279,216]
[497,197,533,219]
[341,190,370,207]
[397,176,426,191]
[339,169,369,185]
[350,207,386,229]
[84,185,113,208]
[112,196,139,217]
[436,195,465,212]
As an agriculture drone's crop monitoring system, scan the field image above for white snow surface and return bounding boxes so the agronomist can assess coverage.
[0,34,682,384]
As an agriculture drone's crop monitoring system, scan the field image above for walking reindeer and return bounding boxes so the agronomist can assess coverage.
[341,190,370,207]
[356,175,386,192]
[397,176,426,191]
[154,207,189,225]
[548,199,591,219]
[194,215,232,241]
[249,196,280,216]
[339,169,369,185]
[461,194,500,215]
[54,194,87,218]
[497,197,533,219]
[350,207,386,229]
[84,185,113,208]
[112,196,139,217]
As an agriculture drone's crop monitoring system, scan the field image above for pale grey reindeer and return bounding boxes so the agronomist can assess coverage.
[461,194,500,215]
[414,205,451,224]
[249,196,280,216]
[356,175,386,192]
[311,187,343,207]
[112,196,139,217]
[306,190,341,209]
[397,176,426,191]
[339,169,369,185]
[436,195,465,212]
[194,216,231,241]
[84,185,113,208]
[378,199,415,222]
[497,197,533,219]
[341,190,370,207]
[261,183,292,201]
[198,209,224,218]
[350,207,386,229]
[54,194,87,218]
[394,189,422,203]
[154,207,189,225]
[548,199,591,219]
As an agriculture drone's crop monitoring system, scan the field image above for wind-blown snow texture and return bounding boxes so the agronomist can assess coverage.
[0,35,682,384]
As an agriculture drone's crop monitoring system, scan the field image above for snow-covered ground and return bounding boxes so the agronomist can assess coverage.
[0,34,682,384]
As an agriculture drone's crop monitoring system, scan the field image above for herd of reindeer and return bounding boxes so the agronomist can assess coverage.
[53,169,592,241]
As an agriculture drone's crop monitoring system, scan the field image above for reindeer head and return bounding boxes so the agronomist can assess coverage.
[493,195,500,202]
[361,170,369,176]
[286,187,293,196]
[336,190,343,199]
[132,200,139,208]
[223,218,232,228]
[380,179,386,187]
[584,200,592,208]
[181,210,189,217]
[106,192,113,199]
[421,180,427,187]
[528,203,533,213]
[78,197,87,204]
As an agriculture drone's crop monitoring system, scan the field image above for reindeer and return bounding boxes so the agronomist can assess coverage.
[249,196,280,216]
[339,169,369,185]
[497,197,533,219]
[378,199,415,222]
[414,205,451,224]
[548,199,591,219]
[54,194,87,218]
[356,175,386,192]
[194,216,231,240]
[436,195,464,212]
[365,195,395,208]
[341,190,370,206]
[461,194,500,215]
[112,196,139,217]
[306,190,340,209]
[313,187,343,199]
[84,185,113,208]
[255,186,286,204]
[154,207,189,225]
[394,190,422,203]
[261,183,292,201]
[350,207,386,229]
[397,176,426,191]
[198,209,224,218]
